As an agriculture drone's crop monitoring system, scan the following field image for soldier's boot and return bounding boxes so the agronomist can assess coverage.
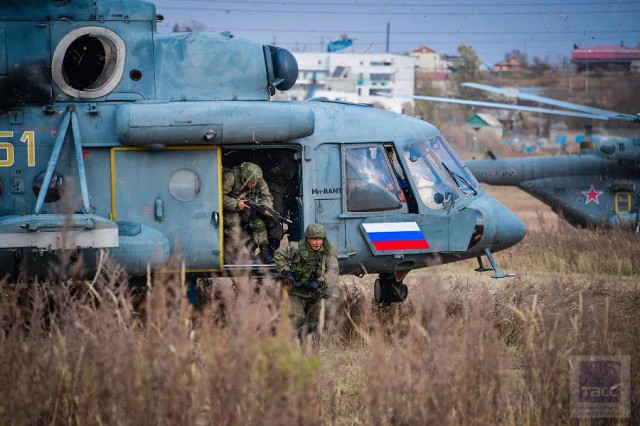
[259,243,274,264]
[268,237,281,253]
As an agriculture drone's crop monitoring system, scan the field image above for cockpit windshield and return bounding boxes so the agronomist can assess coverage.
[401,135,479,209]
[401,141,456,210]
[427,135,479,194]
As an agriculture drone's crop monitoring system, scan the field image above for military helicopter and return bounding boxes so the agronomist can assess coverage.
[452,83,640,230]
[0,0,526,304]
[383,83,640,230]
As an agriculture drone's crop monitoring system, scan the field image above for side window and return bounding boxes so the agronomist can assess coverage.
[615,192,631,214]
[344,146,403,212]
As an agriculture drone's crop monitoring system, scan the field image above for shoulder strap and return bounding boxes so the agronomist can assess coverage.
[298,239,309,261]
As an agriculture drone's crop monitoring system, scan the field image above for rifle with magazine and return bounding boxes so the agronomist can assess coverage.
[229,193,293,225]
[285,273,330,299]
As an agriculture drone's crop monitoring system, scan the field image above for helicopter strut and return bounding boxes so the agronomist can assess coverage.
[35,108,91,214]
[475,248,515,279]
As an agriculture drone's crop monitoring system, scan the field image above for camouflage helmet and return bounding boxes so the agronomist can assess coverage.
[240,162,263,183]
[304,223,327,239]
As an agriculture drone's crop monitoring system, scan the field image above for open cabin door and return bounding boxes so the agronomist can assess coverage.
[110,146,222,272]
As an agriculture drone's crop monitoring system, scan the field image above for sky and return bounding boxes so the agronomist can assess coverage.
[147,0,640,67]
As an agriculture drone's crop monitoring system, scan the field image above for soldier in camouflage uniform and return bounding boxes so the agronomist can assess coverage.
[222,162,280,263]
[274,223,339,334]
[262,154,295,249]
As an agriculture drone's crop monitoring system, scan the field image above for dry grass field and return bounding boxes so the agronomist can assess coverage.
[1,186,638,425]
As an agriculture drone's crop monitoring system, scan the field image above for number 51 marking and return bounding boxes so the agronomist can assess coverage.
[0,131,36,167]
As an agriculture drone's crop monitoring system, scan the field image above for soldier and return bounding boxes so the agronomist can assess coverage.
[274,223,339,335]
[222,162,280,263]
[262,153,296,250]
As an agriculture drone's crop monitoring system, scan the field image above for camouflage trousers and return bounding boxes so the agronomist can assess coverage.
[223,211,282,246]
[288,292,322,333]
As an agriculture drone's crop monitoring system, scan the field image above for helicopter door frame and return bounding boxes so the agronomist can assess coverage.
[614,191,632,214]
[218,144,304,257]
[110,145,223,272]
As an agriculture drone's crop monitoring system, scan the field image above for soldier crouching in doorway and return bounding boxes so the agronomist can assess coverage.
[222,162,283,263]
[274,224,338,337]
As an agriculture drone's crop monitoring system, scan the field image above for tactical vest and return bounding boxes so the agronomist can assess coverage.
[290,239,326,283]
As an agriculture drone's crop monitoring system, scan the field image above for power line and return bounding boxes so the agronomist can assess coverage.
[155,5,640,16]
[274,36,640,48]
[158,25,640,36]
[169,0,640,7]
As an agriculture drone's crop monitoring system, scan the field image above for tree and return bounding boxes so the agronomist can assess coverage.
[530,56,552,77]
[172,20,208,32]
[413,77,443,125]
[506,49,528,67]
[455,45,481,100]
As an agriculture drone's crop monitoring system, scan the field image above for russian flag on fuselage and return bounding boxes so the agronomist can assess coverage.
[362,222,430,251]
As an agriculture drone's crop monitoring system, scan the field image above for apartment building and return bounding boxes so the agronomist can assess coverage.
[274,52,416,114]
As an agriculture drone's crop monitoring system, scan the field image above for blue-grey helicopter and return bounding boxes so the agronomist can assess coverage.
[0,0,526,303]
[386,83,640,231]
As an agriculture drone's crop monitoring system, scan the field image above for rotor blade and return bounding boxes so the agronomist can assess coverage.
[462,82,639,123]
[375,92,608,120]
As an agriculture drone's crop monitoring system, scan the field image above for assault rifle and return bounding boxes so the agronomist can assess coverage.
[285,274,330,298]
[229,193,293,225]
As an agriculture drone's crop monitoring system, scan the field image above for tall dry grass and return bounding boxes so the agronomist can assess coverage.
[0,268,324,425]
[1,221,638,425]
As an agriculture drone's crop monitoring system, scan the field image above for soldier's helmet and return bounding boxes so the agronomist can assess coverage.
[240,162,263,183]
[304,223,327,239]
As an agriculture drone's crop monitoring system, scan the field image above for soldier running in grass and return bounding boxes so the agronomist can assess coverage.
[274,223,339,335]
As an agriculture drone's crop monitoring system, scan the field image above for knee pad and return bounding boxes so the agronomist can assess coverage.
[251,218,266,232]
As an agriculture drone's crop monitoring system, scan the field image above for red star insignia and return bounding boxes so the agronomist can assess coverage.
[582,185,603,204]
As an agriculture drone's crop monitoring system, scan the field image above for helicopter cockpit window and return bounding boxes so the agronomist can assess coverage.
[345,146,403,212]
[402,142,456,210]
[427,135,479,194]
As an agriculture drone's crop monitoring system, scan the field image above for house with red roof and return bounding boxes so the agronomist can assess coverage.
[571,44,640,72]
[409,46,450,73]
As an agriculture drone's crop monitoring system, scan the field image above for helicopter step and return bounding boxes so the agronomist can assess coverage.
[222,263,276,275]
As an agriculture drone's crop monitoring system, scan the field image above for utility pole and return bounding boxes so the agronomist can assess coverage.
[386,22,390,53]
[585,62,589,94]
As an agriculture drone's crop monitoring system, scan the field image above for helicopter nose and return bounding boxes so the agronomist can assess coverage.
[492,200,527,250]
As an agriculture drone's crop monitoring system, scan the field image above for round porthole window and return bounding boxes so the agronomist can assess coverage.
[52,26,126,99]
[169,169,202,202]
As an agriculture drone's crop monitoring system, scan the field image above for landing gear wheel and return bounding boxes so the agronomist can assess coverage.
[374,274,408,304]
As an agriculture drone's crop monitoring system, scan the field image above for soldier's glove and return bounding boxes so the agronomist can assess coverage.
[285,272,296,286]
[307,280,321,291]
